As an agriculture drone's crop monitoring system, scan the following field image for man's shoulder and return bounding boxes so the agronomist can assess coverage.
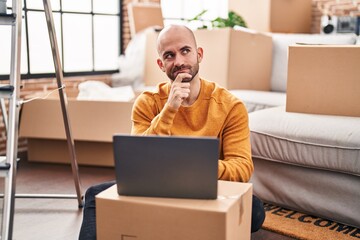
[202,79,241,105]
[137,82,169,99]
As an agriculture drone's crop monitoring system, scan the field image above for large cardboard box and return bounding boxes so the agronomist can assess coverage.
[229,0,312,33]
[96,180,253,240]
[144,27,272,91]
[143,28,168,86]
[286,44,360,117]
[19,91,134,166]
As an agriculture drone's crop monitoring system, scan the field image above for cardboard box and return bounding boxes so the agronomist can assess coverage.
[286,44,360,117]
[229,0,312,33]
[19,92,134,166]
[195,28,272,90]
[127,2,164,38]
[96,180,253,240]
[143,28,168,86]
[144,27,272,91]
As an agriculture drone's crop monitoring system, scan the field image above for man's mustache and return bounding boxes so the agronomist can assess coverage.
[172,65,191,73]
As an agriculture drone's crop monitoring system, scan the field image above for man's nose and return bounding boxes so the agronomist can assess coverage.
[174,55,185,67]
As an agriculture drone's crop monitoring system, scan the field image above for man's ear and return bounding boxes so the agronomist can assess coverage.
[157,59,165,72]
[197,47,203,63]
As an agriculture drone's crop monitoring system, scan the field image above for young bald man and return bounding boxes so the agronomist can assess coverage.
[79,25,265,240]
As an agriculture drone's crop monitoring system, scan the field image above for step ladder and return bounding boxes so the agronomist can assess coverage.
[0,0,83,239]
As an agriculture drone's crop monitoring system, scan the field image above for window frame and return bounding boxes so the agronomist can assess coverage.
[0,0,122,80]
[161,0,228,29]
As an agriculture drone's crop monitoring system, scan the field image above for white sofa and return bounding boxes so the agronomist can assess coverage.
[233,33,360,228]
[250,107,360,228]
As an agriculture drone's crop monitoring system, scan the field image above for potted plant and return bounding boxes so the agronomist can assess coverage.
[189,10,247,29]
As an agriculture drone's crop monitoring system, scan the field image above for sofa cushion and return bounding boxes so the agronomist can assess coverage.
[249,106,360,176]
[230,90,286,113]
[271,33,358,92]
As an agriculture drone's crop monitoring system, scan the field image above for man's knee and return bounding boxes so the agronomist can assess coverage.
[251,195,265,233]
[84,181,116,205]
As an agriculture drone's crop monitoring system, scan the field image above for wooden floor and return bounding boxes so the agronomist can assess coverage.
[0,152,295,240]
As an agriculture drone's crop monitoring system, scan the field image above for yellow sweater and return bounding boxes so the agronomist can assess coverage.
[131,79,253,182]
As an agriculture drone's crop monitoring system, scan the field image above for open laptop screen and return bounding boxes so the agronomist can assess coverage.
[113,134,219,199]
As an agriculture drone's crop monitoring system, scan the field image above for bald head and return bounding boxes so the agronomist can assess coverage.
[156,25,197,55]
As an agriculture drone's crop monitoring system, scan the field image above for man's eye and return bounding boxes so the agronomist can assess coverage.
[182,49,190,54]
[164,54,173,59]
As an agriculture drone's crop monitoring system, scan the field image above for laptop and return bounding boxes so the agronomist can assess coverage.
[113,134,219,199]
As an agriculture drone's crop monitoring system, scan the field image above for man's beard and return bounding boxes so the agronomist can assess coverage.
[168,63,199,82]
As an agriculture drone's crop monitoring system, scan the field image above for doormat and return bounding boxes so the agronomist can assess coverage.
[262,202,360,240]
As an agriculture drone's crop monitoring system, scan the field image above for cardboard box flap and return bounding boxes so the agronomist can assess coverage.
[98,181,252,212]
[20,98,134,142]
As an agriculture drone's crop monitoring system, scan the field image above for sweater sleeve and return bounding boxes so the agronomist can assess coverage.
[131,93,177,135]
[217,102,253,182]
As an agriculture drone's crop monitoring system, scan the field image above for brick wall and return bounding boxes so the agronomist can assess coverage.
[122,0,133,51]
[312,0,335,33]
[0,0,338,156]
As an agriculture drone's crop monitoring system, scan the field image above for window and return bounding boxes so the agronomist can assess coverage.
[161,0,228,29]
[0,0,121,80]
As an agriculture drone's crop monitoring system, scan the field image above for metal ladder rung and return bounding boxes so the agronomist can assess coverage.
[0,156,10,173]
[0,13,16,25]
[0,163,10,170]
[0,156,20,169]
[0,157,79,201]
[0,157,21,178]
[0,85,15,99]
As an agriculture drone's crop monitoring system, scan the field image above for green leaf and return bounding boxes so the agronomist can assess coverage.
[189,9,208,21]
[189,10,247,30]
